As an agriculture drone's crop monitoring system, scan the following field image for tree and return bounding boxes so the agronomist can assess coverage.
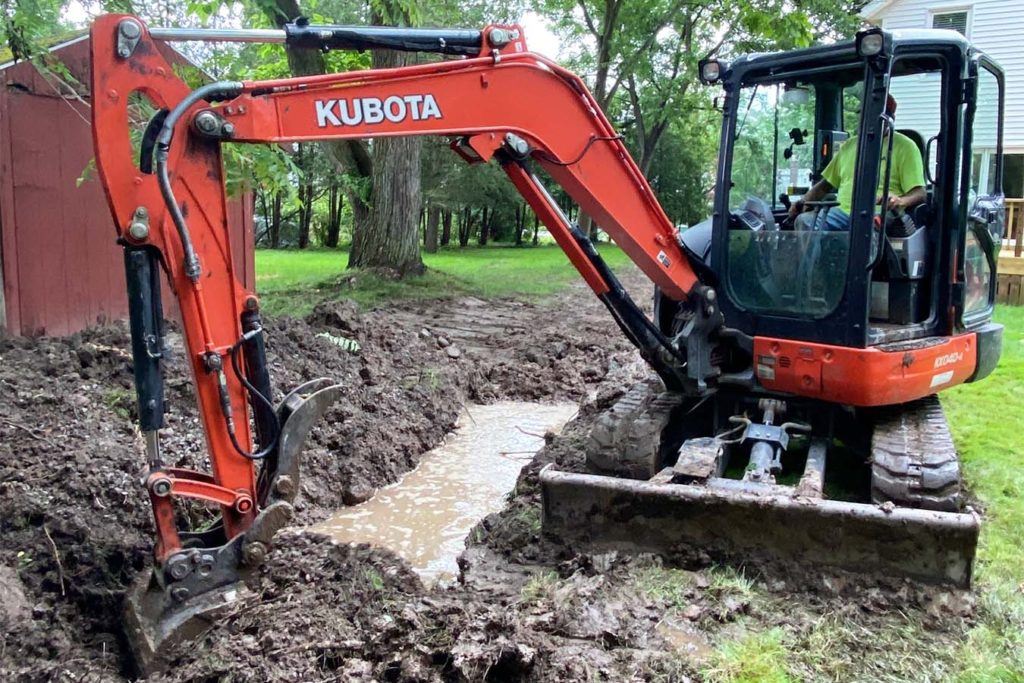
[262,0,424,274]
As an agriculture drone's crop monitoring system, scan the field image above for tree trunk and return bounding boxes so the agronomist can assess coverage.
[514,204,525,246]
[477,206,489,246]
[458,207,473,247]
[325,184,343,248]
[270,192,282,248]
[347,44,424,275]
[424,205,440,253]
[297,145,314,249]
[268,0,424,274]
[440,209,452,246]
[532,213,540,246]
[266,0,371,249]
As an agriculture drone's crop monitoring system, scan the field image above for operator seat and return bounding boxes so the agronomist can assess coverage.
[872,128,932,326]
[897,128,926,161]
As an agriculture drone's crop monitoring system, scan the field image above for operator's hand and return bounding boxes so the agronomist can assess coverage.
[788,198,805,219]
[887,194,908,212]
[877,194,908,212]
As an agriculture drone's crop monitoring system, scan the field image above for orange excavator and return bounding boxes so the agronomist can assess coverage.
[89,14,1004,671]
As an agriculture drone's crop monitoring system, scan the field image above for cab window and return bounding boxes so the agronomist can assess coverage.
[727,80,849,318]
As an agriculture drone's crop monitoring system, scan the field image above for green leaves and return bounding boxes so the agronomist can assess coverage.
[1,0,63,62]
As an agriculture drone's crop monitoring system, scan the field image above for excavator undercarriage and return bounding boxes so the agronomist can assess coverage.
[541,382,979,587]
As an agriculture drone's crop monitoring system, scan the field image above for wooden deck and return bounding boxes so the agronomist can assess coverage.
[998,198,1024,305]
[998,251,1024,304]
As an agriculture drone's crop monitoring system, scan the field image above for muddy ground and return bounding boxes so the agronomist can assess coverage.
[0,271,973,681]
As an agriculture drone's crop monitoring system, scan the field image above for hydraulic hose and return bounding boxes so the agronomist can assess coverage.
[154,81,244,282]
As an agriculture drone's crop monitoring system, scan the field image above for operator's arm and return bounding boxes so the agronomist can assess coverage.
[788,141,845,219]
[888,185,926,211]
[788,179,836,219]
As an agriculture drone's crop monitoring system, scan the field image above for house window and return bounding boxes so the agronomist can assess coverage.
[932,10,969,35]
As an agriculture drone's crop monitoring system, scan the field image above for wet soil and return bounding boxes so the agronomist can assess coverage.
[0,269,971,681]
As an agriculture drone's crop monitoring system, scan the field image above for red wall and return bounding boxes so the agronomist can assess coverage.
[0,37,254,337]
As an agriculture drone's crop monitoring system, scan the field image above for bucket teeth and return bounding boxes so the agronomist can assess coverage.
[124,379,343,675]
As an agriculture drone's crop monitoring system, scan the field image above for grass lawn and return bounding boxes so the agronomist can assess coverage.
[941,305,1024,681]
[257,245,1024,680]
[254,244,631,316]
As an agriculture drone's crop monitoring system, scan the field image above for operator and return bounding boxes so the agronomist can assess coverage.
[788,94,926,230]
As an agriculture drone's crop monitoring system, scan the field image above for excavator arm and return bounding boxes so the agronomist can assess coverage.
[89,13,717,671]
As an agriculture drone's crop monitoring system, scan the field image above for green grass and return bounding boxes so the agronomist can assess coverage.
[943,306,1024,681]
[254,243,631,316]
[703,628,792,683]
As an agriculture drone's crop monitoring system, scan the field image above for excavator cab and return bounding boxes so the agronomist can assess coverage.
[695,28,1004,359]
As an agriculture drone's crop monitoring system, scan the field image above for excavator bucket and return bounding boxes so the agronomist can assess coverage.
[124,379,342,675]
[540,466,979,587]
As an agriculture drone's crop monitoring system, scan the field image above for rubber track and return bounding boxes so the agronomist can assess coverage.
[586,379,682,479]
[870,394,962,512]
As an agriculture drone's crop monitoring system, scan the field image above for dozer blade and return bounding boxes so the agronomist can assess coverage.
[125,379,342,675]
[540,465,979,587]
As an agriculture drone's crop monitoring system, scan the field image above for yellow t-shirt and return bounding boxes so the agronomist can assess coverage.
[821,132,926,214]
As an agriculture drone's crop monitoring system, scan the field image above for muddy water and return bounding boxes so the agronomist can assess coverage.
[314,402,577,584]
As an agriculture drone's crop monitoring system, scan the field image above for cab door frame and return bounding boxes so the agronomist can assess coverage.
[958,54,1005,330]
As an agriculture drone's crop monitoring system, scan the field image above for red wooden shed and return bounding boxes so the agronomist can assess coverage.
[0,35,254,337]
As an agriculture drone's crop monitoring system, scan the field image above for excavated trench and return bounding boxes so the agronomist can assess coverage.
[313,402,578,584]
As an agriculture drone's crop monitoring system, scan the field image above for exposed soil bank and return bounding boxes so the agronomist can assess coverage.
[1,272,974,681]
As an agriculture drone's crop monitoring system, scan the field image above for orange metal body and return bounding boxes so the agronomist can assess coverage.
[753,334,977,407]
[91,18,258,556]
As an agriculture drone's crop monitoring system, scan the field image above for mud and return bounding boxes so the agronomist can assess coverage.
[0,270,971,681]
[0,271,635,680]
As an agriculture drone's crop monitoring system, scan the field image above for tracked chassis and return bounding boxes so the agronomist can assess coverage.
[541,381,979,586]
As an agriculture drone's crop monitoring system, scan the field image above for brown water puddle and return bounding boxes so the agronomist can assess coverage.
[313,402,578,584]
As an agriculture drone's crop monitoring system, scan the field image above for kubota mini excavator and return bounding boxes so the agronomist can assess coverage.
[89,14,1003,672]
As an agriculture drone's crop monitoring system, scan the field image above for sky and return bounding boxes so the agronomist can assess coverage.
[518,12,560,59]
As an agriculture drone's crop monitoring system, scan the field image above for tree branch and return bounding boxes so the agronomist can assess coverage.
[578,0,599,38]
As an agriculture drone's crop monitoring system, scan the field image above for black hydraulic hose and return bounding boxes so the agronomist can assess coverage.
[154,81,243,282]
[226,330,281,460]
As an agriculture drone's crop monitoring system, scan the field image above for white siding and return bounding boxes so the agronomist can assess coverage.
[866,0,1024,152]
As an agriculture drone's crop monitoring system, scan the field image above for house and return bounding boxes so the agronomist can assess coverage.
[861,0,1024,199]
